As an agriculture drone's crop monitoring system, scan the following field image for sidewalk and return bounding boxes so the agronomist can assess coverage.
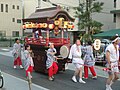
[0,72,49,90]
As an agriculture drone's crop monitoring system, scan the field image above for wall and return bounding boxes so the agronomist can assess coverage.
[92,0,116,31]
[0,0,22,37]
[116,0,120,29]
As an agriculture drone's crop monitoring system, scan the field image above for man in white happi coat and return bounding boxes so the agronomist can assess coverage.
[68,39,86,83]
[105,36,120,90]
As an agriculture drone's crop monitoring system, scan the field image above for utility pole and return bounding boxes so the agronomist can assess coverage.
[21,0,25,36]
[21,0,25,19]
[78,0,80,31]
[38,0,41,8]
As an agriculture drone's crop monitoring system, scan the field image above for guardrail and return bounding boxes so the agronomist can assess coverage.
[0,36,24,47]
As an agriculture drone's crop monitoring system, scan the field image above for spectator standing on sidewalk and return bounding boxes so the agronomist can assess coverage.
[68,39,86,83]
[12,38,23,69]
[83,41,97,79]
[105,36,120,90]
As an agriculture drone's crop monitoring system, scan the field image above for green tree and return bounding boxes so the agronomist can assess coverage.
[74,0,104,41]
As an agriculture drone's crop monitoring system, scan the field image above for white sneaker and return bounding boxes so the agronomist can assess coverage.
[20,65,23,69]
[72,76,77,83]
[79,79,86,84]
[14,66,17,69]
[109,86,112,90]
[110,81,113,86]
[106,85,112,90]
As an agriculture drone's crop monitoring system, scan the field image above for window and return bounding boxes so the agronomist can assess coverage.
[0,31,6,37]
[114,0,116,8]
[6,4,8,12]
[12,18,15,22]
[12,31,19,37]
[1,4,3,12]
[113,14,116,23]
[12,5,15,9]
[17,6,19,10]
[17,19,21,23]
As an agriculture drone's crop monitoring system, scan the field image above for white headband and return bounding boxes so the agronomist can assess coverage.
[48,42,54,46]
[112,37,120,42]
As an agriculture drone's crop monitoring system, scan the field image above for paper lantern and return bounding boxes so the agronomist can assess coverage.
[54,20,60,25]
[68,25,72,29]
[25,24,29,28]
[42,23,48,28]
[93,39,101,50]
[49,24,54,29]
[67,22,74,29]
[37,23,41,28]
[25,23,32,28]
[22,25,26,29]
[31,23,36,28]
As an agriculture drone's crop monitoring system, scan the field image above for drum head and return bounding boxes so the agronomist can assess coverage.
[60,45,69,58]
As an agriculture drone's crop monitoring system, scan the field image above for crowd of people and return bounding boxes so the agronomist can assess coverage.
[11,35,120,90]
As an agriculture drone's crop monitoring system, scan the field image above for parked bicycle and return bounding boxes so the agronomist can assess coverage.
[0,70,4,88]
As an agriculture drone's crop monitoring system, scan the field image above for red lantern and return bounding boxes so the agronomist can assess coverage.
[37,23,41,28]
[72,25,74,29]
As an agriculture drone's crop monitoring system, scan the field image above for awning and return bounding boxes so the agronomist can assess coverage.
[93,29,120,38]
[110,9,120,14]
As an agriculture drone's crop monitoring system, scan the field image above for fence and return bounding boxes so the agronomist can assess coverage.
[0,36,24,47]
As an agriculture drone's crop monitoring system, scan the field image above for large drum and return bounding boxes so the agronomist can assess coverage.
[60,45,69,58]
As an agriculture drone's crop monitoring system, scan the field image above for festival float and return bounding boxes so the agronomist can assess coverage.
[22,6,75,73]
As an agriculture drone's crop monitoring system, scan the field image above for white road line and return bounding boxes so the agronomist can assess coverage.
[3,72,49,90]
[0,52,13,57]
[1,49,10,51]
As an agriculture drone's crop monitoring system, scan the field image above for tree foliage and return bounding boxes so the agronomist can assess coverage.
[74,0,104,36]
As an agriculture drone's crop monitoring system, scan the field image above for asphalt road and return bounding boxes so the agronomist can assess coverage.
[0,51,120,90]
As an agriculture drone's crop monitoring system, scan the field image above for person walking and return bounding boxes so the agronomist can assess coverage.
[46,43,58,81]
[23,45,34,78]
[105,36,120,90]
[68,39,86,83]
[83,41,97,79]
[12,38,23,69]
